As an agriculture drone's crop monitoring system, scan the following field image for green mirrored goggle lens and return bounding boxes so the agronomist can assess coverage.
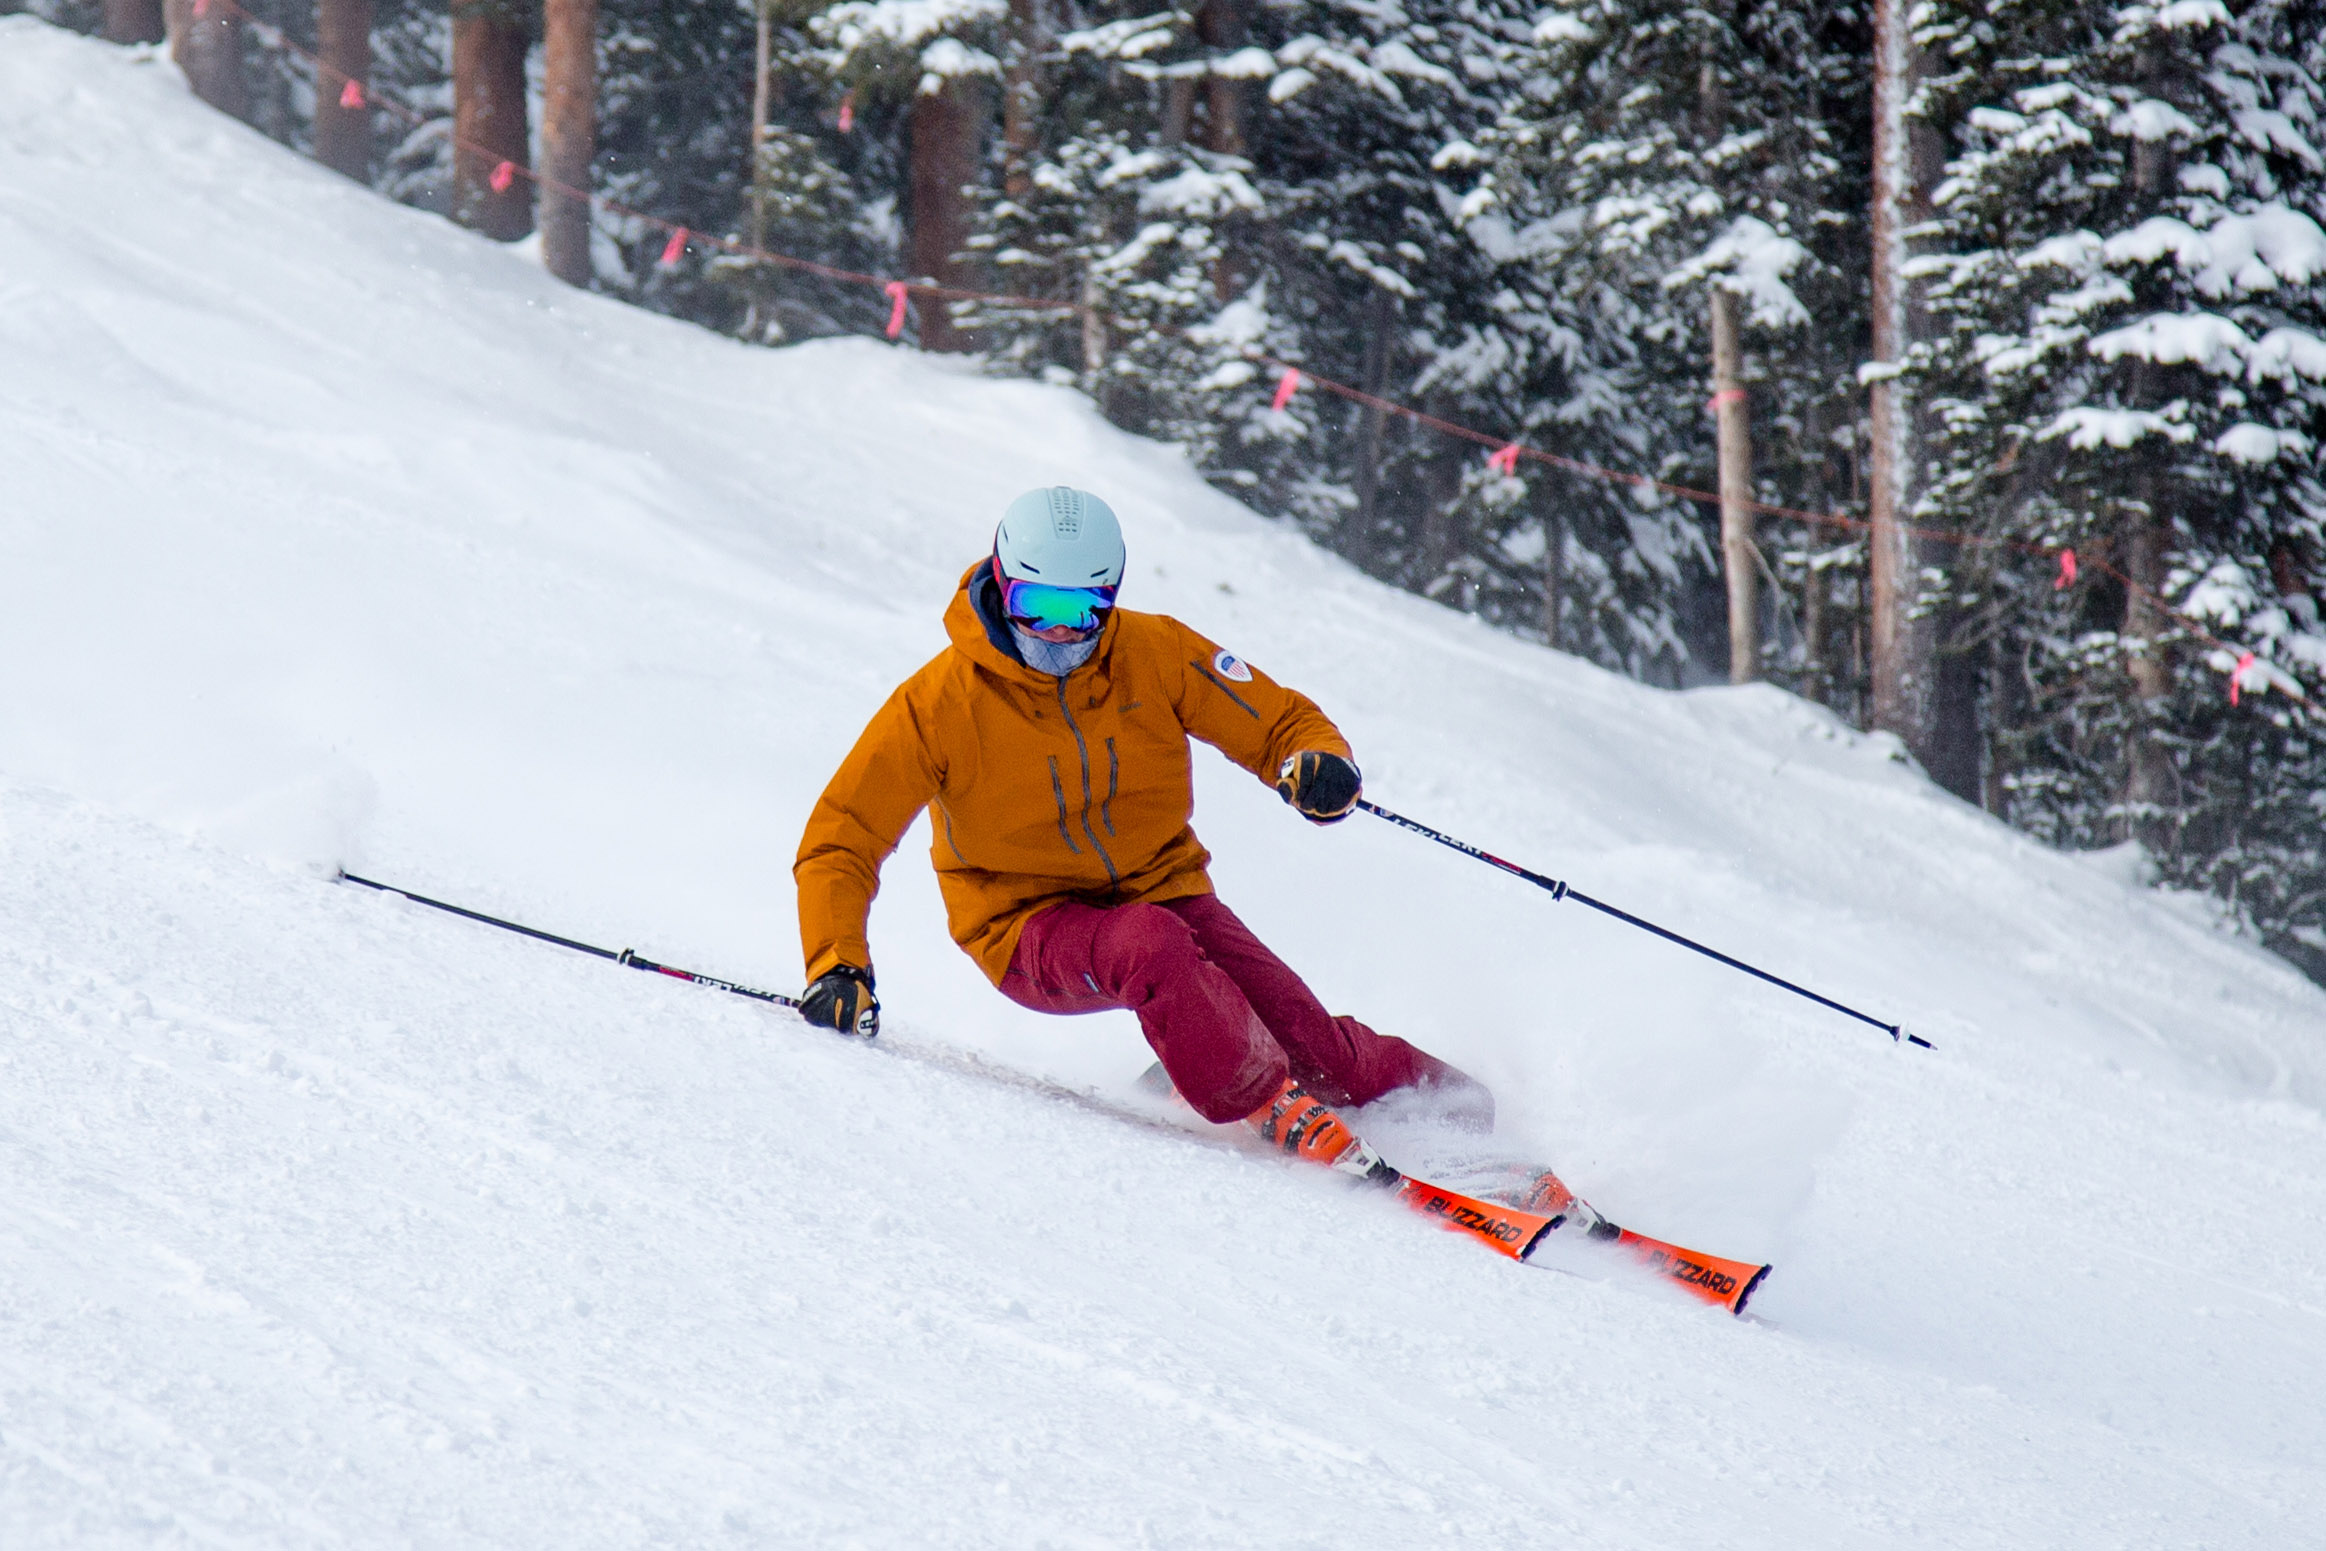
[1003,579,1117,631]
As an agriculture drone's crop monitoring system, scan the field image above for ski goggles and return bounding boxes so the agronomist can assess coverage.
[1000,574,1118,633]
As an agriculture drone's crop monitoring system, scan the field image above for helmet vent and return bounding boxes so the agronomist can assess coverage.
[996,485,1123,591]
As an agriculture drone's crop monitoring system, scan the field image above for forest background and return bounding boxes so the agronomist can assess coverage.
[22,0,2326,984]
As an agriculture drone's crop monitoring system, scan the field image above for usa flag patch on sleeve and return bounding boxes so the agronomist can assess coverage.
[1213,649,1254,682]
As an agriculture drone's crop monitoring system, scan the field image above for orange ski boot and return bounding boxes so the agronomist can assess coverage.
[1245,1080,1401,1187]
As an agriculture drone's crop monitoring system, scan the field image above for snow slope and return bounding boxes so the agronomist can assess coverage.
[5,21,2326,1545]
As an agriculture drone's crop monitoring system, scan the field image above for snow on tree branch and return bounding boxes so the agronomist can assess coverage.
[1662,216,1810,327]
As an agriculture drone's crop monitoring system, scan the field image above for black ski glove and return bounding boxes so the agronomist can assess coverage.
[800,965,879,1038]
[1276,750,1362,824]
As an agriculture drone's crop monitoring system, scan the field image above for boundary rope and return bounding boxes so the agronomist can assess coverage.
[180,0,2314,711]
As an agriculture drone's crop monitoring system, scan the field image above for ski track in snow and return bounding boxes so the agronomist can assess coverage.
[4,21,2326,1546]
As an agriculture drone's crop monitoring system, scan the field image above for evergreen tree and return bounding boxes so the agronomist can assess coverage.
[1913,0,2326,974]
[791,0,1002,346]
[1478,0,1873,685]
[962,0,1639,658]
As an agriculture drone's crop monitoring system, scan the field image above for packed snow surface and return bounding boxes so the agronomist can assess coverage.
[5,21,2326,1546]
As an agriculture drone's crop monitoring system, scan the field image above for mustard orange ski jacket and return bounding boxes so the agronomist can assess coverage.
[795,563,1351,985]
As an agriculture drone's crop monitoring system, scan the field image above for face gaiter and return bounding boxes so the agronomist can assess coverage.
[1011,624,1101,676]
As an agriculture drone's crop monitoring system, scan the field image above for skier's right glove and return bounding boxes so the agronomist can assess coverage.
[1276,750,1362,824]
[800,965,880,1038]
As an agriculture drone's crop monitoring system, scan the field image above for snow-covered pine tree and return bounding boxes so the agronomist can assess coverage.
[1477,0,1872,687]
[1913,0,2326,977]
[966,0,1624,648]
[569,0,892,340]
[794,0,1006,348]
[713,0,900,344]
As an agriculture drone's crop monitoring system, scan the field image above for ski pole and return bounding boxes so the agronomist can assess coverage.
[1355,801,1929,1048]
[336,872,801,1009]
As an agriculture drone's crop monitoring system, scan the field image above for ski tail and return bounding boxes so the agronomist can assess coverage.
[1483,1165,1771,1316]
[1393,1177,1558,1261]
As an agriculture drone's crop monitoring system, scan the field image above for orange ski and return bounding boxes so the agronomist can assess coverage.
[1392,1177,1558,1261]
[1482,1166,1770,1315]
[1140,1065,1649,1275]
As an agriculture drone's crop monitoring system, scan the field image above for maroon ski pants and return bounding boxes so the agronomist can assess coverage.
[1000,891,1469,1124]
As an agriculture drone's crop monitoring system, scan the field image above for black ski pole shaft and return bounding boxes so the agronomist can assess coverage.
[1355,801,1928,1048]
[336,872,801,1009]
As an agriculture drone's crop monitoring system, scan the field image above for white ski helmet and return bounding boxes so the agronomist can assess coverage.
[994,487,1126,589]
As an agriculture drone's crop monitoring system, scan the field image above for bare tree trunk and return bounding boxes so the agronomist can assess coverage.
[103,0,166,44]
[1803,552,1829,698]
[540,0,596,285]
[164,0,248,120]
[1352,286,1393,534]
[1982,647,2014,814]
[1161,79,1196,146]
[1003,0,1045,198]
[907,80,982,352]
[453,7,532,242]
[1710,286,1758,684]
[2119,101,2178,845]
[1544,508,1565,652]
[2120,507,2176,834]
[1199,0,1252,157]
[313,0,373,182]
[748,0,773,247]
[1079,268,1107,381]
[1197,0,1253,304]
[1867,0,1930,745]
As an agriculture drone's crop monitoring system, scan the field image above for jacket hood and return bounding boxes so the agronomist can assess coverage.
[944,560,1122,684]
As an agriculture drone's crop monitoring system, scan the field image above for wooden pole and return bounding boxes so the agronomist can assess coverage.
[1710,286,1758,683]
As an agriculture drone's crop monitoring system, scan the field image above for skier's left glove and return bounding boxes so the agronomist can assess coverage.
[800,965,880,1038]
[1276,750,1362,824]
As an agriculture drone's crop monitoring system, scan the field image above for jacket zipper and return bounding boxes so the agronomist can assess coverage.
[1046,757,1081,854]
[1055,678,1120,882]
[1103,737,1118,837]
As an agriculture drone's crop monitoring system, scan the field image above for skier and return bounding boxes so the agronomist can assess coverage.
[794,487,1492,1171]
